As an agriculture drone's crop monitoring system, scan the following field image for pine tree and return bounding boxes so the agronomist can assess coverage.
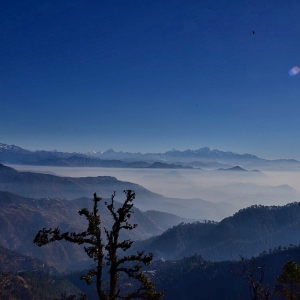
[275,260,300,300]
[33,190,164,300]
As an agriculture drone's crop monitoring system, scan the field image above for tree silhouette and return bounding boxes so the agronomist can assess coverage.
[275,260,300,300]
[232,256,272,300]
[34,190,164,300]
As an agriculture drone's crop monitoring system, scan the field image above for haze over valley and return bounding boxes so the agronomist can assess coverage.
[2,143,300,299]
[1,145,300,298]
[3,142,300,218]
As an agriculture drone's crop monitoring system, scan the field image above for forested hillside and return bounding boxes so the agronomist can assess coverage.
[65,245,300,300]
[131,203,300,261]
[0,246,82,300]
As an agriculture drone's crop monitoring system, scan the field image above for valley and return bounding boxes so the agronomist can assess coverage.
[1,144,300,299]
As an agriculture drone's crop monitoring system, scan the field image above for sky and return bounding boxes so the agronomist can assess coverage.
[1,0,300,159]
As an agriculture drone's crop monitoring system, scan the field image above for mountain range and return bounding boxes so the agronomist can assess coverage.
[86,147,258,161]
[2,142,300,170]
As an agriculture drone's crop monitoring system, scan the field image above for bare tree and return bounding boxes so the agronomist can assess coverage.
[232,256,273,300]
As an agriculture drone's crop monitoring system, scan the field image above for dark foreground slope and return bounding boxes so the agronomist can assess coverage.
[3,241,300,299]
[67,246,300,300]
[0,271,83,300]
[153,246,300,300]
[0,246,82,300]
[131,202,300,261]
[0,245,57,274]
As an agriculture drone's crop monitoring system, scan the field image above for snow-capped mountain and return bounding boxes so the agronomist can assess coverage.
[0,143,81,164]
[1,142,300,170]
[0,143,31,153]
[84,146,259,162]
[163,147,258,159]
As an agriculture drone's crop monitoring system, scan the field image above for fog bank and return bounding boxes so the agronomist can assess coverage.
[8,165,300,209]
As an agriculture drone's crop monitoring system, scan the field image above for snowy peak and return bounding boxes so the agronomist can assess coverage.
[164,147,258,160]
[0,143,31,154]
[85,148,142,160]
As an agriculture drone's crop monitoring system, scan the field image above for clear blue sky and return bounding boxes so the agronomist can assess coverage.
[1,0,300,159]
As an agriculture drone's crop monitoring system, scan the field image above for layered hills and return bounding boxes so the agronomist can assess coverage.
[1,185,300,273]
[0,191,191,272]
[1,143,300,298]
[0,163,236,220]
[131,202,300,262]
[1,162,300,298]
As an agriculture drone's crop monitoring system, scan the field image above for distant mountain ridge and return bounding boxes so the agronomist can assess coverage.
[216,165,260,172]
[87,146,261,162]
[0,143,80,164]
[217,165,248,171]
[0,142,265,163]
[2,142,300,170]
[164,147,258,159]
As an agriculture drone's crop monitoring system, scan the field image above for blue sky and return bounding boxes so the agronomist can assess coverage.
[1,0,300,159]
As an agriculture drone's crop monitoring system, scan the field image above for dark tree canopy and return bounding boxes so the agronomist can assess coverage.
[275,260,300,300]
[34,190,164,300]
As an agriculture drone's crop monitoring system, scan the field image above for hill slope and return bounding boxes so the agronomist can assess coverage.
[0,245,82,300]
[131,202,300,261]
[0,191,191,271]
